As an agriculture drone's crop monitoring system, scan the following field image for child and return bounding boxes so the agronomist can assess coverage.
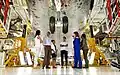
[51,40,57,68]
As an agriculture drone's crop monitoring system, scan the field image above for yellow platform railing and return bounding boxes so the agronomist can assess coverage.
[0,37,27,67]
[88,38,108,66]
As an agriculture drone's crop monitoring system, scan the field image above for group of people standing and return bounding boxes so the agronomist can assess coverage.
[33,30,89,69]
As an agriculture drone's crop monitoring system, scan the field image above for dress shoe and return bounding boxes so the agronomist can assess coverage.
[53,66,57,68]
[61,66,64,68]
[83,66,89,68]
[72,66,77,68]
[46,66,51,69]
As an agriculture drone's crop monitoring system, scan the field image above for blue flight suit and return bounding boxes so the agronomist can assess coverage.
[73,37,82,68]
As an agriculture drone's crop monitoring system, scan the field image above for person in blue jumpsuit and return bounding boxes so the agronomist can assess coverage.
[73,31,82,68]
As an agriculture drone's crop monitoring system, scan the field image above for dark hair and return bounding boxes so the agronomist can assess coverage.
[35,30,40,37]
[51,40,55,42]
[81,33,86,39]
[74,31,79,37]
[47,31,51,34]
[63,36,66,39]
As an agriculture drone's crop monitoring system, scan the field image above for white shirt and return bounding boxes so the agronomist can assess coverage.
[60,42,68,51]
[43,36,51,46]
[51,43,56,53]
[35,35,42,48]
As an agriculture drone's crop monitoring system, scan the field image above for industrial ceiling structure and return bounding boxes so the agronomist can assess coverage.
[1,0,120,56]
[1,0,120,39]
[0,0,109,51]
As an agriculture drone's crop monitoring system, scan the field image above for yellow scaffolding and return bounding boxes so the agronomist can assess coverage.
[88,38,108,66]
[0,37,27,67]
